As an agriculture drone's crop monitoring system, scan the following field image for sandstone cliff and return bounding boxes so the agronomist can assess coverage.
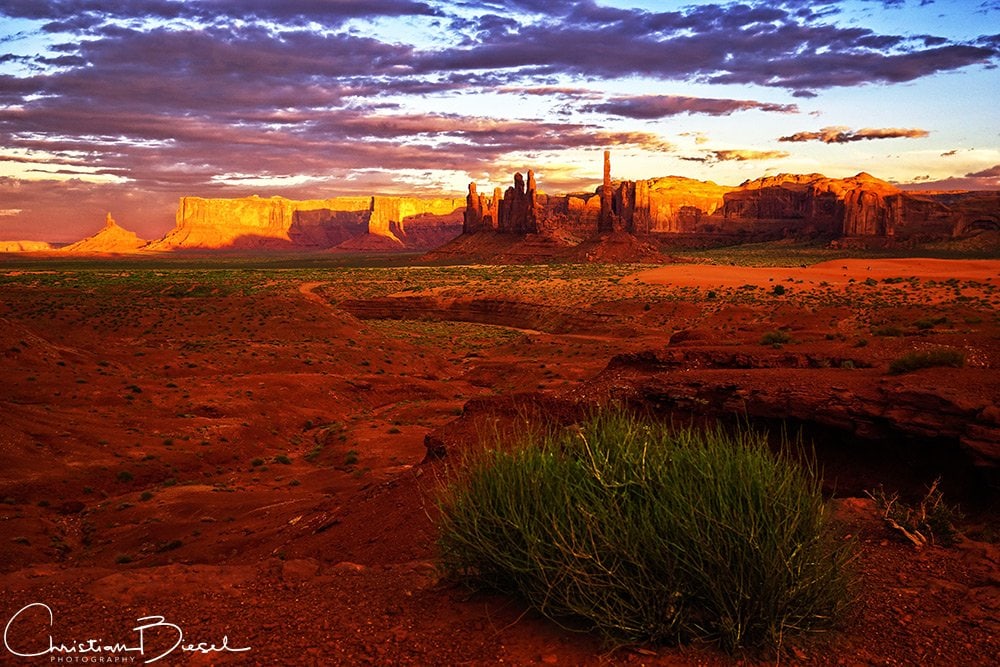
[62,213,147,254]
[459,159,999,253]
[716,171,1000,243]
[464,172,541,235]
[633,176,731,233]
[0,240,54,252]
[464,154,731,240]
[147,195,464,251]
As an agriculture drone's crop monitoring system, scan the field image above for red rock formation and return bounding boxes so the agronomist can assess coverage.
[635,177,731,233]
[462,183,500,234]
[0,240,54,252]
[717,172,900,239]
[598,154,730,235]
[598,150,615,233]
[456,154,999,254]
[62,213,147,253]
[940,192,1000,237]
[495,171,540,234]
[146,195,463,251]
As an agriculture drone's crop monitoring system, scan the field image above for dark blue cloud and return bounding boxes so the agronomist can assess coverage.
[0,0,996,236]
[582,95,798,119]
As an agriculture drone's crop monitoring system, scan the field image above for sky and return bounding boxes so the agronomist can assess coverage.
[1,0,998,241]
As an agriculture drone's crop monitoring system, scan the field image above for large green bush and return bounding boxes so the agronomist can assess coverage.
[436,412,854,652]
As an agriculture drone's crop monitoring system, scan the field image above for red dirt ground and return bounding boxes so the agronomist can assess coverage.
[0,257,998,665]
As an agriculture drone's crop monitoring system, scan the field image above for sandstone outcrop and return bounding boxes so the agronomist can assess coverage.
[456,154,997,255]
[598,349,1000,470]
[721,172,1000,244]
[146,195,463,251]
[598,150,615,233]
[0,240,53,252]
[632,176,731,233]
[463,171,541,235]
[62,213,147,254]
[463,182,500,233]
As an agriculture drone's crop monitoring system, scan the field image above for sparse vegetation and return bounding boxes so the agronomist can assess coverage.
[888,349,965,375]
[872,325,903,337]
[157,539,184,552]
[760,330,791,346]
[867,479,961,547]
[437,411,855,652]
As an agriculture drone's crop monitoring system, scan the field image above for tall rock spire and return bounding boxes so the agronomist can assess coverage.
[598,150,614,232]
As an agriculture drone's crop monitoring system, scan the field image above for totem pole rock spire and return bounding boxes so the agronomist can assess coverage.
[599,150,614,232]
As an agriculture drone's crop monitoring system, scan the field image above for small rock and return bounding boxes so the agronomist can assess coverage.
[331,561,366,573]
[281,558,320,582]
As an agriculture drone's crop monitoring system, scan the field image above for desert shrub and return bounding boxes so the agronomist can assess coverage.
[867,479,961,547]
[912,316,949,330]
[771,284,786,296]
[437,412,855,653]
[872,325,903,337]
[759,330,791,346]
[888,348,965,375]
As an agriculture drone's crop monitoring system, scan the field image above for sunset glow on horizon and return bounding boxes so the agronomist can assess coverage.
[1,0,998,241]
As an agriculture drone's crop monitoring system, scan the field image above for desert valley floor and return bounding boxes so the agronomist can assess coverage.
[1,249,998,665]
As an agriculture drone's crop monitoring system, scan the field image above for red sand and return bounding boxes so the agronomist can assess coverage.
[633,258,1000,289]
[1,258,997,665]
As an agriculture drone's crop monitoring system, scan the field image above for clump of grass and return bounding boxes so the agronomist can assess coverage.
[759,330,791,346]
[913,316,949,330]
[872,325,903,337]
[437,411,855,653]
[887,348,965,375]
[157,539,183,553]
[866,479,961,547]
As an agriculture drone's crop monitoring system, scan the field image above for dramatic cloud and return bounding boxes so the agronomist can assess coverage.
[0,0,997,238]
[709,149,791,162]
[581,95,798,119]
[682,149,792,163]
[3,0,441,26]
[967,164,1000,179]
[779,126,930,143]
[424,2,997,92]
[898,163,1000,191]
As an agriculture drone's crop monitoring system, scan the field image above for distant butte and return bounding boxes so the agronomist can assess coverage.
[61,213,147,254]
[434,152,1000,262]
[3,153,998,257]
